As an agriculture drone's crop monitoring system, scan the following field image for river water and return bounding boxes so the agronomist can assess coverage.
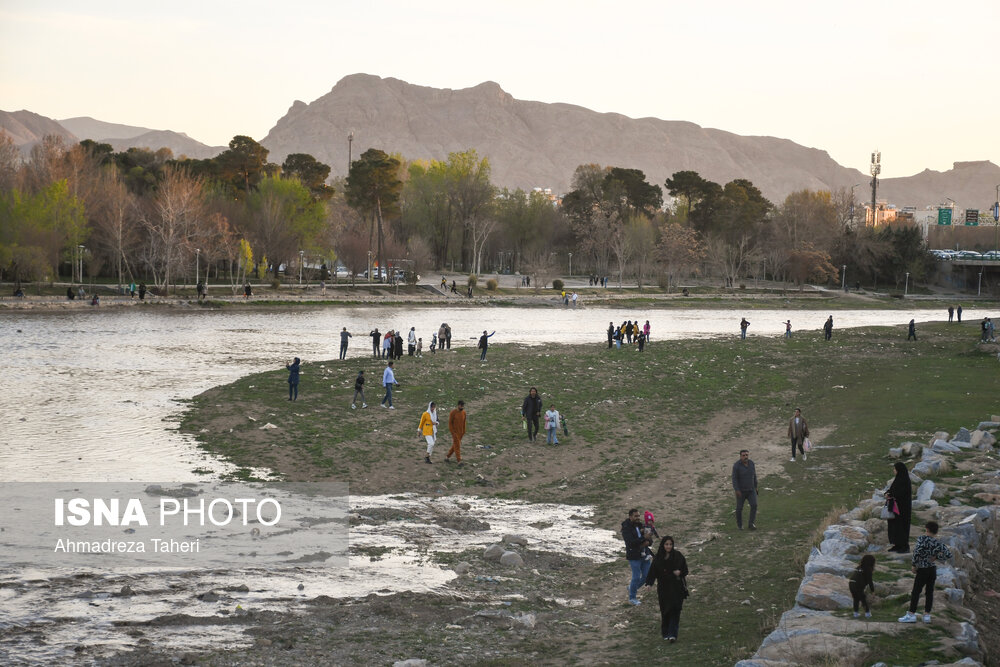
[0,304,974,663]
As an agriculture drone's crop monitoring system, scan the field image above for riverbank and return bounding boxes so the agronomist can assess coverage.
[147,322,1000,665]
[0,279,983,312]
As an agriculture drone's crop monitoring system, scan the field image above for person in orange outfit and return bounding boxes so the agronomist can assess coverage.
[445,400,467,465]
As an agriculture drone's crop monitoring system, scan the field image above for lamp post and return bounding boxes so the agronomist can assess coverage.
[78,245,85,285]
[568,252,572,277]
[842,265,847,291]
[367,250,373,283]
[195,248,200,286]
[904,272,909,296]
[978,270,983,297]
[299,250,304,285]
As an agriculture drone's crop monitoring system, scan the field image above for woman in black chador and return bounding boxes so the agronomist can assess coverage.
[886,461,913,552]
[645,535,689,642]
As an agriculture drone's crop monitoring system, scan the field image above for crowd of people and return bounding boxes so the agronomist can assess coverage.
[608,319,651,350]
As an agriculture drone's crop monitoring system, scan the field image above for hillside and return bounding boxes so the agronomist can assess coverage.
[0,110,77,151]
[260,74,1000,207]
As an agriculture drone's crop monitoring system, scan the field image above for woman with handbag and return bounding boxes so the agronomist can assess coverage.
[885,462,913,552]
[644,535,689,642]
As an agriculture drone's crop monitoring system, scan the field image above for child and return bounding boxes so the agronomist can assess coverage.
[416,337,423,357]
[849,554,875,618]
[898,521,953,624]
[430,333,437,354]
[544,404,560,444]
[643,511,660,541]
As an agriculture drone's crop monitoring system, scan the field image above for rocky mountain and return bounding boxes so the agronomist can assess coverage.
[0,109,77,150]
[260,74,999,209]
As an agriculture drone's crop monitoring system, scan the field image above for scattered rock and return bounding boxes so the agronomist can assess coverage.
[483,544,505,561]
[954,622,980,655]
[932,440,961,454]
[952,427,972,443]
[502,534,528,546]
[916,480,936,501]
[197,591,220,602]
[795,573,853,610]
[945,587,965,604]
[393,660,428,667]
[454,562,471,575]
[116,585,135,597]
[499,551,524,567]
[259,422,278,430]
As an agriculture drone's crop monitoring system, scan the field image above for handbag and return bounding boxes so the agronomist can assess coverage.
[879,498,897,520]
[803,438,813,452]
[680,575,690,599]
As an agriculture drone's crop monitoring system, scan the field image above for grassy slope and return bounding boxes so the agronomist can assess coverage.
[179,320,1000,665]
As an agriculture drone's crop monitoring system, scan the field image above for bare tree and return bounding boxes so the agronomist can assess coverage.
[89,170,139,288]
[336,226,370,287]
[609,223,633,288]
[626,214,656,290]
[521,251,557,293]
[708,235,760,287]
[469,214,499,275]
[657,222,704,292]
[140,166,206,293]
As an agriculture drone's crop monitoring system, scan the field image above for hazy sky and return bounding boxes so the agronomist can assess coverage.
[2,0,997,179]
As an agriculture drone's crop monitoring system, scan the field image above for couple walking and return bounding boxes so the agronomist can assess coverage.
[622,508,689,642]
[418,400,467,464]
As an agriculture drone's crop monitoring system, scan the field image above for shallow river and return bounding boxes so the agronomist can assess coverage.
[0,304,977,663]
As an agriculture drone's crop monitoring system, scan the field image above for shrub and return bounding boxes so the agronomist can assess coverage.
[270,279,281,289]
[486,278,498,291]
[552,279,564,291]
[467,274,478,287]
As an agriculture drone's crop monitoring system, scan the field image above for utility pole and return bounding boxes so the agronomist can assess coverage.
[348,131,354,174]
[869,151,881,226]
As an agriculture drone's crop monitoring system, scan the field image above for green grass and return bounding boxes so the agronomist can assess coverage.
[179,320,1000,665]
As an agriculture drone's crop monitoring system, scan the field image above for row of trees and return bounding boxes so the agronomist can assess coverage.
[0,131,932,293]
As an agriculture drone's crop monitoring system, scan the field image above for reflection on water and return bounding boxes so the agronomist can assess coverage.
[0,305,960,481]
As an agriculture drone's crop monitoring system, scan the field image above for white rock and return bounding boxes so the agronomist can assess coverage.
[916,480,936,501]
[499,550,524,567]
[483,544,505,560]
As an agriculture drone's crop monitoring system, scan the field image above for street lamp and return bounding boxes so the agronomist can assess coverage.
[195,248,200,286]
[78,245,85,285]
[299,250,305,285]
[841,265,847,291]
[568,252,573,277]
[367,250,373,283]
[348,131,354,173]
[978,270,983,297]
[904,272,909,296]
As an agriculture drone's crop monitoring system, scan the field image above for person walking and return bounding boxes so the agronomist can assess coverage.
[607,322,615,349]
[849,555,876,619]
[544,404,560,444]
[740,317,750,340]
[197,281,206,301]
[637,331,646,352]
[416,338,423,357]
[370,328,381,358]
[644,535,689,641]
[788,408,810,462]
[418,401,438,464]
[445,400,467,465]
[430,332,437,354]
[907,319,917,341]
[243,283,252,299]
[438,324,447,352]
[784,320,792,339]
[445,324,452,350]
[622,508,653,605]
[957,304,963,322]
[339,327,352,360]
[380,361,397,409]
[407,327,417,356]
[625,321,633,345]
[571,292,578,307]
[138,283,147,300]
[898,521,953,624]
[286,357,301,402]
[948,305,954,322]
[521,387,542,442]
[643,320,651,341]
[351,370,367,409]
[477,330,495,361]
[732,449,758,530]
[823,316,834,341]
[886,461,913,552]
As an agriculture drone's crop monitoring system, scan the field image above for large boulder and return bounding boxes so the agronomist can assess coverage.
[756,630,868,664]
[932,440,962,454]
[916,480,936,501]
[795,573,853,610]
[930,430,950,444]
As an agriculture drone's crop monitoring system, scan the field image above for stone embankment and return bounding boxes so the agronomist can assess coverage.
[737,421,1000,667]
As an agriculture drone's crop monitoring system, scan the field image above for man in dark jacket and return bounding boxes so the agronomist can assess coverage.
[622,508,652,605]
[732,449,758,530]
[351,370,366,409]
[477,330,495,361]
[370,328,381,358]
[607,322,614,349]
[521,387,542,442]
